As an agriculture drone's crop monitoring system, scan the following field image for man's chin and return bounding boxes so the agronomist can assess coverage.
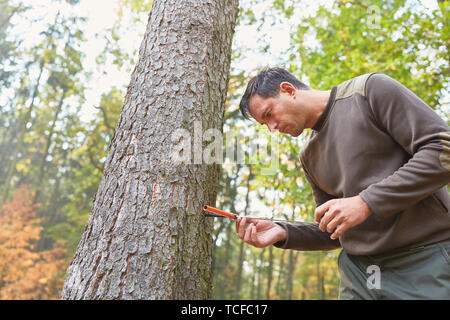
[289,129,303,137]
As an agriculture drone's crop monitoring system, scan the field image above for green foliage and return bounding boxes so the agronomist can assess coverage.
[0,1,28,88]
[1,0,447,299]
[285,0,449,113]
[118,0,153,14]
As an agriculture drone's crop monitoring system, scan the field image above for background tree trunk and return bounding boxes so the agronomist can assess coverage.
[275,250,285,298]
[234,240,245,299]
[61,0,239,299]
[286,250,298,300]
[266,244,273,299]
[1,61,44,207]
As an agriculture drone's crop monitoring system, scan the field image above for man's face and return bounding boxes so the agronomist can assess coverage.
[248,85,306,137]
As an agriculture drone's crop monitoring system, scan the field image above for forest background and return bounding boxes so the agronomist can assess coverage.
[0,0,448,299]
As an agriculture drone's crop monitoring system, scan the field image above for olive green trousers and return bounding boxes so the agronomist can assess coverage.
[338,239,450,300]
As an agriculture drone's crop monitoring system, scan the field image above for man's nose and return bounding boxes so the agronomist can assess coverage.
[267,122,278,132]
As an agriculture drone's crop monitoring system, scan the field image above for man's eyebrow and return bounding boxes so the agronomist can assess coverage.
[261,105,269,120]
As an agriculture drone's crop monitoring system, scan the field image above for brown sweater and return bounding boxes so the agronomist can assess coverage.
[275,73,450,255]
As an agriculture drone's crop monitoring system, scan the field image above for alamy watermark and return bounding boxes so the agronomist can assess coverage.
[367,5,381,29]
[366,264,381,290]
[170,121,279,175]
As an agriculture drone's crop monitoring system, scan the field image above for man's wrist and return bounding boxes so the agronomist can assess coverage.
[358,195,373,218]
[273,223,287,245]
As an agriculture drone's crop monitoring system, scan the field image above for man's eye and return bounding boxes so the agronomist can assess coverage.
[267,111,271,118]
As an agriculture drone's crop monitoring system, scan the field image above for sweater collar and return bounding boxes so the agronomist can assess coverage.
[311,86,337,132]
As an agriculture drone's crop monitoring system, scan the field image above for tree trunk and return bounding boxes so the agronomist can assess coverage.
[34,89,67,204]
[275,249,285,298]
[250,252,256,298]
[266,244,273,299]
[219,223,233,299]
[286,250,298,300]
[62,0,238,300]
[235,240,245,299]
[316,252,325,299]
[256,248,265,300]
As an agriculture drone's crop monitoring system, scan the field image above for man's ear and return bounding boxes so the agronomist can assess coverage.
[279,82,296,97]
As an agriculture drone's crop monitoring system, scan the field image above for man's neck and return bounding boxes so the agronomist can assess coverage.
[303,89,332,129]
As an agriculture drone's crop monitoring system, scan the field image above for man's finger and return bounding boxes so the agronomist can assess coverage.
[331,223,347,240]
[244,223,254,243]
[319,210,336,232]
[251,224,258,244]
[314,200,334,223]
[238,217,247,239]
[235,217,241,238]
[326,214,344,233]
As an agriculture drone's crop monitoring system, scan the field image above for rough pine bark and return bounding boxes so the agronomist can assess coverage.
[62,0,239,299]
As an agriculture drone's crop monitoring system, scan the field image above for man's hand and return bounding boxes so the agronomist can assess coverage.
[236,217,287,248]
[314,196,373,240]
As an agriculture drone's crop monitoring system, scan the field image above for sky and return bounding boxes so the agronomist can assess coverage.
[77,0,130,122]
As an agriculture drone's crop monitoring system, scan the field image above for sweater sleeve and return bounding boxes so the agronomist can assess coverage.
[273,159,341,251]
[359,73,450,220]
[273,221,341,251]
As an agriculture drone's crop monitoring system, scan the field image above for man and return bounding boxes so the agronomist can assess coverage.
[236,67,450,299]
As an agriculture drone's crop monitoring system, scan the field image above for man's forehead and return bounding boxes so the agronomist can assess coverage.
[249,94,269,119]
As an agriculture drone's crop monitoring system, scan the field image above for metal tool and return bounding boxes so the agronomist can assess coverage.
[202,205,301,223]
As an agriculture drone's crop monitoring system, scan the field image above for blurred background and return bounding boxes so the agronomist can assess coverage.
[0,0,448,299]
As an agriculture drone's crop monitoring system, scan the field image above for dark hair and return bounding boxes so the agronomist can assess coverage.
[239,67,310,120]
